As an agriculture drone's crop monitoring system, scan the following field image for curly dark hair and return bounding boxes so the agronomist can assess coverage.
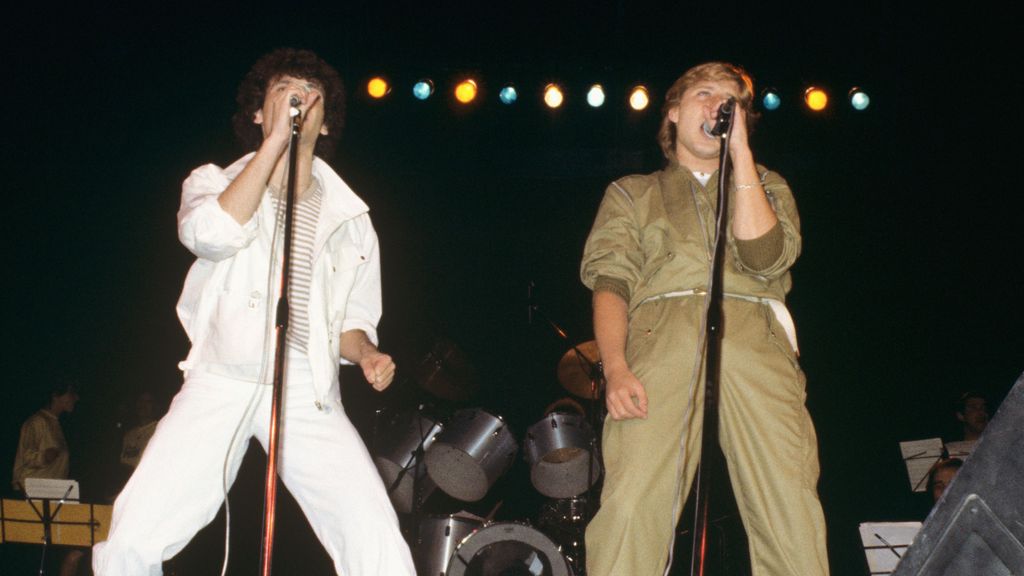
[232,48,346,159]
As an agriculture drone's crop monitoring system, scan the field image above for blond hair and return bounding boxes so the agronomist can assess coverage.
[658,62,758,161]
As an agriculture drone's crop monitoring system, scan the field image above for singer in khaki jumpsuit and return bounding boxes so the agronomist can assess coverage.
[581,62,829,576]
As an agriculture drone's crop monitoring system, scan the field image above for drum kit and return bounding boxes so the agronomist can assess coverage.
[371,337,606,576]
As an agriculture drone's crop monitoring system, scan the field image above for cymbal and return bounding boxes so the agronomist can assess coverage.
[415,338,477,402]
[557,341,601,399]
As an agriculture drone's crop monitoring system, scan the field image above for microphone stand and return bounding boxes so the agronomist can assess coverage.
[689,109,734,576]
[259,107,303,576]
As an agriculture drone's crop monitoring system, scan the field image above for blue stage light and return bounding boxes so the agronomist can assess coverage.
[499,85,518,105]
[412,80,434,100]
[762,89,781,111]
[849,87,870,110]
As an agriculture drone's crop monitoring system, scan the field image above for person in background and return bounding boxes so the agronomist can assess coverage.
[12,382,79,491]
[927,458,963,504]
[12,381,84,576]
[955,392,988,442]
[119,391,160,471]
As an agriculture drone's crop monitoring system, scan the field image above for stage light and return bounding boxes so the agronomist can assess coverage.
[544,84,564,109]
[804,86,828,111]
[587,84,605,108]
[454,79,478,104]
[367,77,390,99]
[762,88,781,111]
[628,85,650,111]
[849,87,870,110]
[412,80,434,100]
[499,85,518,105]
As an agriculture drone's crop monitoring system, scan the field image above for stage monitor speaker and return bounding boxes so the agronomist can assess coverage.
[892,371,1024,576]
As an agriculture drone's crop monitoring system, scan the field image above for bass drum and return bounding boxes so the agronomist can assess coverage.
[445,521,573,576]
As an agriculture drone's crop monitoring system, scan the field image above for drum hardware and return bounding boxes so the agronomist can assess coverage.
[555,341,603,401]
[372,407,443,514]
[531,301,608,546]
[425,409,518,502]
[552,340,607,524]
[538,495,592,576]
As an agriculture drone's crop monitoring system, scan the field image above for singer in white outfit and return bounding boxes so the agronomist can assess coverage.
[93,48,415,576]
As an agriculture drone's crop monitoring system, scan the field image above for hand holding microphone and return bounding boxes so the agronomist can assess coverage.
[287,83,318,118]
[705,97,737,137]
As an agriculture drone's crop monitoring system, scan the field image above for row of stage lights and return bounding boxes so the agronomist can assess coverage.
[366,76,872,112]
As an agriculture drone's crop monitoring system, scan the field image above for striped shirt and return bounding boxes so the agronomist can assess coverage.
[272,181,323,355]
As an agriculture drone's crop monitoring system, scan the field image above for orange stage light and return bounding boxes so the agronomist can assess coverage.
[454,79,478,104]
[628,85,650,111]
[804,87,828,111]
[367,77,390,99]
[543,84,564,109]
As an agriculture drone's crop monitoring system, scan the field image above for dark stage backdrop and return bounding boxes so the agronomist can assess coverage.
[2,4,1020,575]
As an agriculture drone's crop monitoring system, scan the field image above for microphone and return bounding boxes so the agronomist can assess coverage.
[704,97,737,137]
[289,95,302,118]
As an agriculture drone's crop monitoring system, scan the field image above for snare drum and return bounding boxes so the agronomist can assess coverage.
[415,514,483,576]
[524,412,601,498]
[425,409,518,502]
[372,409,443,512]
[446,521,573,576]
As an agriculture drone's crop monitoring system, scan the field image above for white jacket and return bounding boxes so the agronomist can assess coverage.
[175,153,381,407]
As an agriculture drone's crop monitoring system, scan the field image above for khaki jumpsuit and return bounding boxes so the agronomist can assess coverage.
[580,162,829,576]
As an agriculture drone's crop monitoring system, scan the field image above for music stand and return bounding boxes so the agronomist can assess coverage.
[2,479,112,575]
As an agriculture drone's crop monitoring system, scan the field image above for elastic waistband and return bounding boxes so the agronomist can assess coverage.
[638,289,799,354]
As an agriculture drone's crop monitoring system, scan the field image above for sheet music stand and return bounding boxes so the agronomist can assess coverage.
[1,479,112,547]
[859,521,922,575]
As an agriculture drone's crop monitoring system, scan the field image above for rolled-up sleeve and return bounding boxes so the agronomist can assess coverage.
[581,181,644,303]
[729,169,801,279]
[177,164,259,261]
[340,214,382,348]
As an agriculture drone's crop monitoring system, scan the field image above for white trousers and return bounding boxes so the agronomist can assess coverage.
[93,361,415,576]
